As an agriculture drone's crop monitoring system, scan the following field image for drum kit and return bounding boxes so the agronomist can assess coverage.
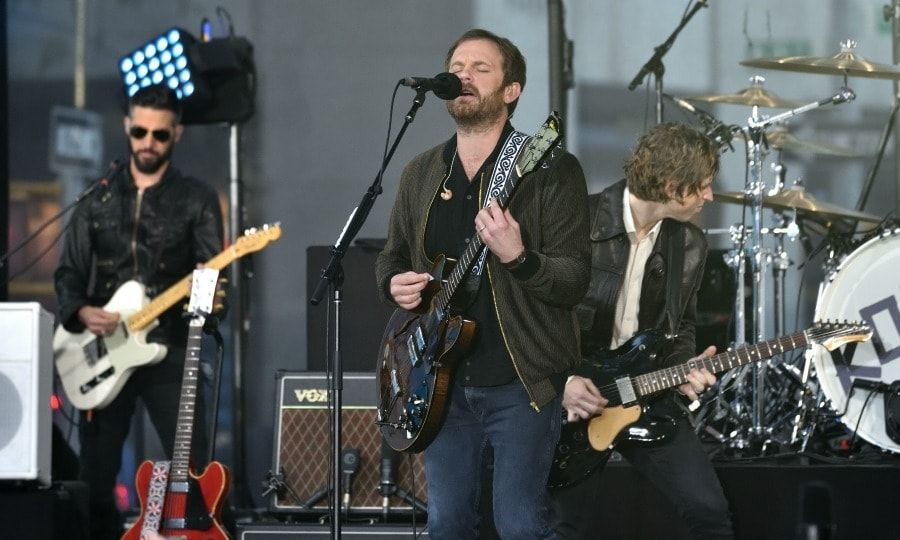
[676,40,900,456]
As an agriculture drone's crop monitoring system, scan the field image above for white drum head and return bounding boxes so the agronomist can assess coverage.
[812,230,900,453]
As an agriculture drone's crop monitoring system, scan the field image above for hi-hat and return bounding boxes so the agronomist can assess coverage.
[714,186,882,223]
[687,76,801,108]
[741,40,900,80]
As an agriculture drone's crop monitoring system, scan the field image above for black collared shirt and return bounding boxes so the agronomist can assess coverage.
[424,123,517,387]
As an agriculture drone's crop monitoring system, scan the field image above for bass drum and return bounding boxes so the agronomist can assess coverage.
[812,228,900,453]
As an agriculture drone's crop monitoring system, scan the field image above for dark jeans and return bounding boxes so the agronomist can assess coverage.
[78,346,208,540]
[424,379,561,540]
[550,418,733,540]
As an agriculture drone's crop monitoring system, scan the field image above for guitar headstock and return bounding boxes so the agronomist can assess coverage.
[188,268,219,318]
[515,111,562,178]
[808,320,873,351]
[233,223,283,256]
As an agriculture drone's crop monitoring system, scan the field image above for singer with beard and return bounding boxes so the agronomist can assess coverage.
[54,84,224,540]
[375,29,589,539]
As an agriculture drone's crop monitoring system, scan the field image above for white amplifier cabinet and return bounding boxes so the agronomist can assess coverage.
[0,302,53,485]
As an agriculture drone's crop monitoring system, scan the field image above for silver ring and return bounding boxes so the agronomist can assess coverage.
[478,226,486,232]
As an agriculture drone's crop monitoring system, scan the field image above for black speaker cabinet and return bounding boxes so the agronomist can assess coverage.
[270,371,427,514]
[306,242,395,373]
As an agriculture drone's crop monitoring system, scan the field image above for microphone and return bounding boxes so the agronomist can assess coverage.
[664,93,721,126]
[664,94,737,150]
[399,72,462,100]
[341,447,360,510]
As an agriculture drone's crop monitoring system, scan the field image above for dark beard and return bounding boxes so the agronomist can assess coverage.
[129,142,173,174]
[447,87,507,130]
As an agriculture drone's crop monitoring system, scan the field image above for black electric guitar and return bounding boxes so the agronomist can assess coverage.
[375,113,563,453]
[547,321,872,489]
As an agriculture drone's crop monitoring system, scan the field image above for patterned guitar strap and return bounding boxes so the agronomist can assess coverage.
[465,129,531,291]
[140,460,171,538]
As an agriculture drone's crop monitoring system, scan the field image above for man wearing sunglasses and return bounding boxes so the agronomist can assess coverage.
[54,84,224,540]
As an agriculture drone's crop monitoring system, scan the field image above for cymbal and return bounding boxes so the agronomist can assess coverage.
[714,187,882,223]
[687,76,801,108]
[741,40,900,80]
[736,129,862,157]
[767,130,862,157]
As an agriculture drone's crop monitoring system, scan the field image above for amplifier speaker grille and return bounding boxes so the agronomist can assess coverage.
[272,373,426,512]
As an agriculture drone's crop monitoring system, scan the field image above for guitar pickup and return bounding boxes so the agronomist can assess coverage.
[78,366,115,394]
[615,377,637,405]
[406,336,421,368]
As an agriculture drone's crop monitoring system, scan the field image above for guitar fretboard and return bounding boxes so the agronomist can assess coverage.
[169,319,204,484]
[126,247,241,333]
[633,330,810,397]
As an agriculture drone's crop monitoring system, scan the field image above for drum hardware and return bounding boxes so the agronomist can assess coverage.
[735,128,863,157]
[696,86,860,455]
[742,38,900,223]
[686,75,802,109]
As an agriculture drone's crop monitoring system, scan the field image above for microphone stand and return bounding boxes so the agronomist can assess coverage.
[309,87,429,540]
[0,161,118,275]
[627,0,709,123]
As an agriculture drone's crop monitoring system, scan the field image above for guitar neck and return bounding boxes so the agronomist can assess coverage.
[126,247,237,332]
[634,330,810,398]
[169,320,205,484]
[433,175,519,312]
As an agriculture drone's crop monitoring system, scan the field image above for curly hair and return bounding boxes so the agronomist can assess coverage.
[624,123,719,203]
[444,28,526,115]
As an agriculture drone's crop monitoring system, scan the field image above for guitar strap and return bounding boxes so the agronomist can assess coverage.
[664,221,686,335]
[141,460,171,535]
[467,129,531,282]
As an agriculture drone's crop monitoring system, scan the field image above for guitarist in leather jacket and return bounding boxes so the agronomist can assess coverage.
[551,123,733,539]
[54,85,224,540]
[376,29,589,539]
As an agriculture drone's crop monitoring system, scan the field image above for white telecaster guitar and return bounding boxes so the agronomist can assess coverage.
[53,223,282,410]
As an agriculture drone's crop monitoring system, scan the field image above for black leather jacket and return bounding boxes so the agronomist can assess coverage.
[54,162,224,346]
[575,180,708,368]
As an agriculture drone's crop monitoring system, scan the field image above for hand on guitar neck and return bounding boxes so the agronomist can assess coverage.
[676,345,717,402]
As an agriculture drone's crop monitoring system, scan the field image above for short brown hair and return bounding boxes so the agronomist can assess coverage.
[445,28,526,115]
[624,123,719,203]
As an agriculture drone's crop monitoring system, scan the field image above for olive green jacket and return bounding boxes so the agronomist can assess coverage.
[375,132,590,409]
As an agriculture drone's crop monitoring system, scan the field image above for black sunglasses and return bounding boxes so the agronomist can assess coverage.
[128,126,172,143]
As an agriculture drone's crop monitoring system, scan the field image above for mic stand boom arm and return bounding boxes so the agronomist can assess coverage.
[627,0,709,123]
[308,87,428,540]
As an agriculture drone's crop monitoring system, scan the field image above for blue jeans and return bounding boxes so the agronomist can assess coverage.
[424,379,561,540]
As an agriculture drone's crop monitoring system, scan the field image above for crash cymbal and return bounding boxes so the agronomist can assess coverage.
[735,128,862,157]
[741,40,900,80]
[687,76,801,108]
[714,187,882,223]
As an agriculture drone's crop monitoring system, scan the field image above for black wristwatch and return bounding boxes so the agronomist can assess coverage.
[503,249,528,270]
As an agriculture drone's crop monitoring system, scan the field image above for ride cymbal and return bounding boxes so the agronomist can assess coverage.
[714,186,882,223]
[741,40,900,80]
[687,76,801,108]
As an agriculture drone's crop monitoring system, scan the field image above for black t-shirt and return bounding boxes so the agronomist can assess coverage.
[424,125,517,387]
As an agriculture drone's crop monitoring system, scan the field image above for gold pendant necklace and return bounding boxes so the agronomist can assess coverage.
[439,149,457,201]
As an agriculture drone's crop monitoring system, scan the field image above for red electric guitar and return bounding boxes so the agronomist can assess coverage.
[123,268,230,540]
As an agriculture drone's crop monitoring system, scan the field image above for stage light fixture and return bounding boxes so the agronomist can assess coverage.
[118,26,255,124]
